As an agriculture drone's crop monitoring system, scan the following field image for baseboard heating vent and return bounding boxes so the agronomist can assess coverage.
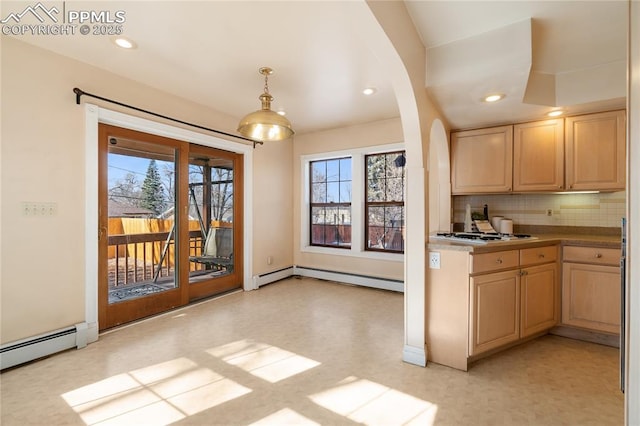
[0,323,87,370]
[253,266,294,288]
[293,266,404,293]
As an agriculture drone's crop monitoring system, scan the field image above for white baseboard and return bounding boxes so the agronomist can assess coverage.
[403,344,427,367]
[0,322,91,370]
[293,266,404,293]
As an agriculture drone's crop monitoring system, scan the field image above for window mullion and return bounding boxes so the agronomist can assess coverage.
[351,153,363,253]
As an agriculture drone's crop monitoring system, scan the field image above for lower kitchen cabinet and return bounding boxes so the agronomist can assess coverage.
[562,246,621,334]
[520,263,558,338]
[427,244,559,370]
[470,248,559,356]
[469,270,520,355]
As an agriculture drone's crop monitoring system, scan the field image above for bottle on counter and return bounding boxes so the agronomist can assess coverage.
[464,204,473,232]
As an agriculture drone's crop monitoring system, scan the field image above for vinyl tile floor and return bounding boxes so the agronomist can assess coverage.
[0,277,624,425]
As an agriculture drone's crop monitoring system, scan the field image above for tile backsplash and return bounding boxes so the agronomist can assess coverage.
[453,191,626,229]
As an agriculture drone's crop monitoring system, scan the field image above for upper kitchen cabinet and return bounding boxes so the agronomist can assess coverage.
[451,125,513,194]
[513,119,564,192]
[565,110,626,191]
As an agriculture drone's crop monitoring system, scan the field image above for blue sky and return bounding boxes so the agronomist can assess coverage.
[107,153,150,187]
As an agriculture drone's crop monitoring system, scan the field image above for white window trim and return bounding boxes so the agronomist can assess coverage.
[300,142,405,261]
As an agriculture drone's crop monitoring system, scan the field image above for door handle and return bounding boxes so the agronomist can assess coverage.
[98,225,108,241]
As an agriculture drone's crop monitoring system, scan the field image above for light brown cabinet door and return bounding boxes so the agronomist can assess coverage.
[513,119,564,191]
[469,270,520,355]
[562,262,621,334]
[520,263,558,338]
[565,110,626,191]
[451,126,513,194]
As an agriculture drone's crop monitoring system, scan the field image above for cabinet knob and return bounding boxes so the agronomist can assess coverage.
[595,253,603,258]
[496,258,503,264]
[538,254,545,259]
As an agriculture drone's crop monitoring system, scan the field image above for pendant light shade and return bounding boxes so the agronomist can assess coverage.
[237,67,294,142]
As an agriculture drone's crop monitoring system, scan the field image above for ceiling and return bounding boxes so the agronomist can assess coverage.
[3,1,628,134]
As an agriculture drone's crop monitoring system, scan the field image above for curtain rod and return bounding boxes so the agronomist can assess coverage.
[72,87,263,148]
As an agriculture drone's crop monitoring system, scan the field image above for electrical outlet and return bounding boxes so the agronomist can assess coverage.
[546,209,553,217]
[429,251,441,269]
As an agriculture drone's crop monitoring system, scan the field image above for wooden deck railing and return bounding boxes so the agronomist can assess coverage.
[108,230,207,288]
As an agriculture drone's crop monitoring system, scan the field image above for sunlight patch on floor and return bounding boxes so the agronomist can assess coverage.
[248,408,321,426]
[207,339,321,383]
[61,357,251,425]
[308,376,438,425]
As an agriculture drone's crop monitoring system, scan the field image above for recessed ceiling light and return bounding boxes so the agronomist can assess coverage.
[112,37,137,49]
[362,87,377,96]
[483,94,504,103]
[547,110,563,117]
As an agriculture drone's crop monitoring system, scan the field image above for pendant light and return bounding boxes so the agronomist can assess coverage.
[237,67,295,142]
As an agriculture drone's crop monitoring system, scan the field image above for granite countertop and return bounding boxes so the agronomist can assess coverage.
[427,226,621,253]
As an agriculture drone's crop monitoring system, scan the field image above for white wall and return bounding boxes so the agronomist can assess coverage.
[428,119,452,233]
[625,1,639,423]
[359,0,449,366]
[0,38,292,344]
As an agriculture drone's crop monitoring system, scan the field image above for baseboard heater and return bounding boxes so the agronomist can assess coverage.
[0,323,90,370]
[253,267,295,288]
[253,266,404,292]
[293,266,404,293]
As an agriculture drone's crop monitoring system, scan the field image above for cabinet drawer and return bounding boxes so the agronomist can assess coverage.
[520,245,557,266]
[471,250,519,274]
[563,246,620,266]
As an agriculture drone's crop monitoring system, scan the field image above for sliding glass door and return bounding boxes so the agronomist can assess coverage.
[98,124,243,330]
[187,145,242,299]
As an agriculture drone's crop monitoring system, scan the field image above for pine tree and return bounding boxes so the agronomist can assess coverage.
[140,159,166,215]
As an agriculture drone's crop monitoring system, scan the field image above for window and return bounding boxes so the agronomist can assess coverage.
[310,157,352,248]
[302,143,404,260]
[365,151,405,253]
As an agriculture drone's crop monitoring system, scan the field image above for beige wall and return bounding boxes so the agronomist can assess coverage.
[0,38,292,344]
[293,118,405,280]
[252,138,293,275]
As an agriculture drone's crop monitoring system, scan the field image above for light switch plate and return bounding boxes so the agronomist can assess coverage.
[22,202,57,216]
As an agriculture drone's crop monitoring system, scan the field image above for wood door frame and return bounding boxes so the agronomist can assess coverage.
[87,106,254,334]
[98,125,247,328]
[186,144,244,301]
[98,124,190,329]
